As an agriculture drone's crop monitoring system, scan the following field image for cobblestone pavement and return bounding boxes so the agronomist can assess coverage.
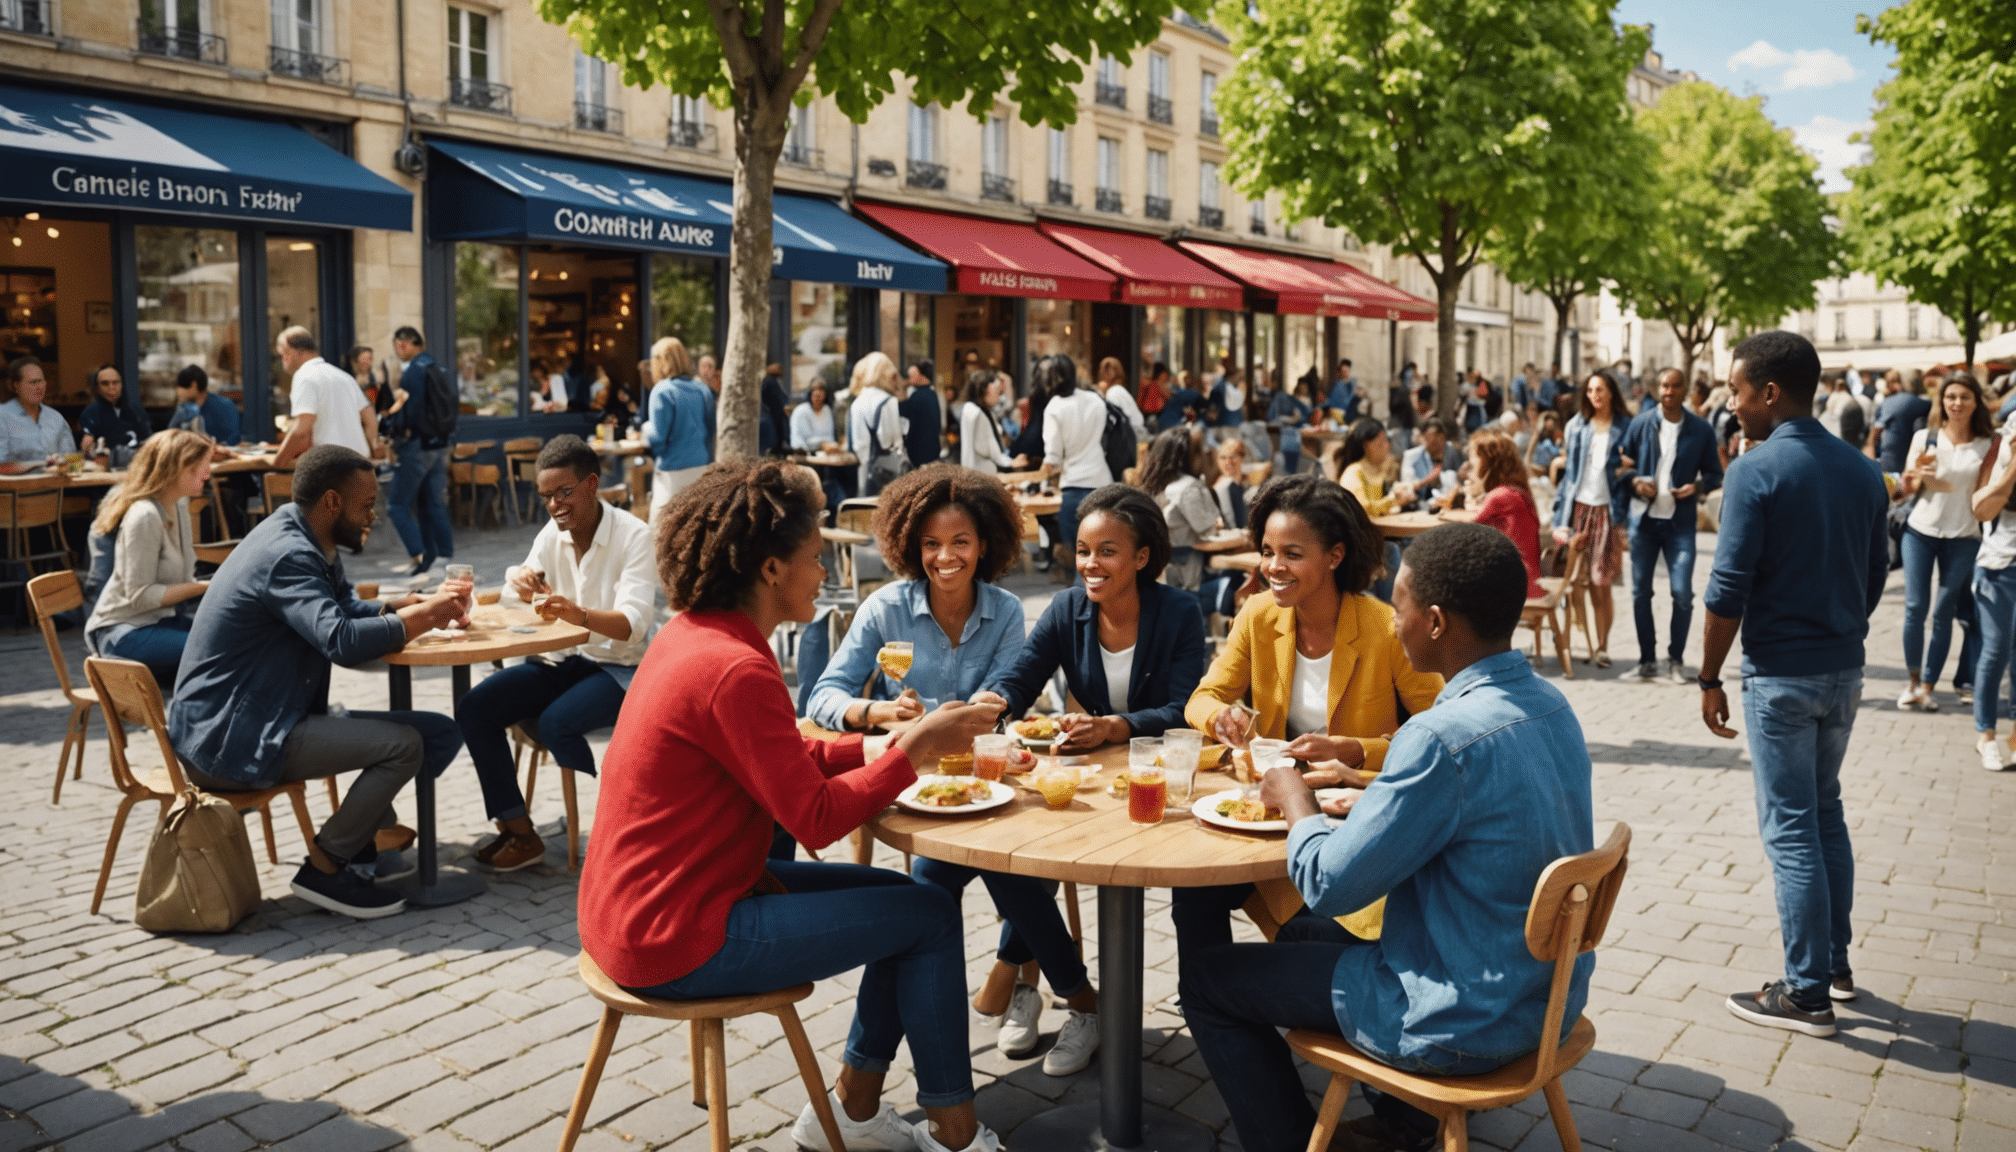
[1,513,2011,1152]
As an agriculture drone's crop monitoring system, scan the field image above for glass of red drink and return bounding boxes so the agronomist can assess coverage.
[972,734,1011,782]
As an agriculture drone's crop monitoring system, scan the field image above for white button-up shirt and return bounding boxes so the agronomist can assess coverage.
[508,501,658,685]
[0,398,75,463]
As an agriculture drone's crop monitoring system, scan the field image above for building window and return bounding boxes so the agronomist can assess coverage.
[140,0,226,63]
[1249,201,1265,236]
[138,226,240,414]
[1908,305,1920,341]
[1145,148,1170,220]
[982,115,1013,201]
[906,102,944,188]
[1200,72,1220,136]
[784,104,820,167]
[1872,306,1884,342]
[574,51,622,133]
[669,94,713,150]
[1147,52,1172,124]
[1096,138,1122,213]
[448,7,510,113]
[1833,310,1847,345]
[0,0,51,35]
[1048,128,1072,206]
[269,0,344,82]
[1096,56,1127,109]
[1200,160,1223,228]
[455,243,521,416]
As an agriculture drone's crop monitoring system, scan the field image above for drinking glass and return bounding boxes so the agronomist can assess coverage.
[1161,728,1203,804]
[1128,763,1167,825]
[1034,765,1080,810]
[443,563,475,616]
[876,641,913,684]
[972,734,1012,782]
[1248,737,1291,783]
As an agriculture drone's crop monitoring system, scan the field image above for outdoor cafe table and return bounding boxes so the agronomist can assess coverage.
[380,604,589,907]
[801,450,859,469]
[872,741,1283,1151]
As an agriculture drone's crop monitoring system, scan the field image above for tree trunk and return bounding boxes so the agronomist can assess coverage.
[719,118,785,460]
[1674,320,1696,390]
[1435,275,1461,424]
[1550,292,1576,377]
[1963,282,1980,375]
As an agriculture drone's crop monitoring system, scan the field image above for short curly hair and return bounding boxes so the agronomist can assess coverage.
[657,459,823,613]
[1246,472,1384,595]
[871,464,1024,583]
[1398,523,1527,641]
[1075,483,1171,587]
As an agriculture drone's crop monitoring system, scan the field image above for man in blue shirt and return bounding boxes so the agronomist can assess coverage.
[1870,371,1932,473]
[1325,358,1356,423]
[1619,368,1723,683]
[1182,524,1594,1152]
[170,364,241,446]
[1399,417,1460,510]
[384,326,456,578]
[1536,364,1569,416]
[1699,330,1888,1038]
[1511,362,1536,416]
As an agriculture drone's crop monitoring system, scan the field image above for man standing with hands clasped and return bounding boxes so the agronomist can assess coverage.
[1697,331,1888,1037]
[1620,368,1723,684]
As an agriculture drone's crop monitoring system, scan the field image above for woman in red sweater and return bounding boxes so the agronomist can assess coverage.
[578,460,1003,1152]
[1464,429,1546,598]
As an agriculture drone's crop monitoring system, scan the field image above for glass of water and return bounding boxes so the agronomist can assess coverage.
[443,563,475,615]
[1161,728,1203,804]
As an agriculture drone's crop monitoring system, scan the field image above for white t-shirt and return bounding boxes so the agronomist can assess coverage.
[1104,385,1148,440]
[1574,421,1611,507]
[289,357,371,456]
[1648,415,1682,520]
[1043,389,1114,490]
[1905,428,1989,540]
[1288,649,1332,738]
[1979,445,2016,570]
[1101,643,1134,713]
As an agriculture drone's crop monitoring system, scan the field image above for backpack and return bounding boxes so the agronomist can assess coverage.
[407,358,459,442]
[1837,398,1868,449]
[1100,399,1136,482]
[863,393,909,495]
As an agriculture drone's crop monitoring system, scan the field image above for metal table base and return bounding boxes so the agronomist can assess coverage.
[385,662,486,907]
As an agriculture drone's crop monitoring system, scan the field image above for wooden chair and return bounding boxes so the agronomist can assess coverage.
[83,656,328,915]
[193,484,244,566]
[255,472,292,528]
[452,453,506,528]
[558,952,846,1152]
[1521,578,1574,679]
[508,721,585,870]
[27,572,98,804]
[2,489,69,589]
[1560,543,1600,662]
[502,436,542,524]
[1289,823,1632,1152]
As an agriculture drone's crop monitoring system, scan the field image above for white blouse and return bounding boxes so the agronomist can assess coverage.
[1288,648,1332,737]
[1905,428,1989,539]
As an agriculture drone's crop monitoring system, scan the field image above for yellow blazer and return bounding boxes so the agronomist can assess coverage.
[1184,589,1446,938]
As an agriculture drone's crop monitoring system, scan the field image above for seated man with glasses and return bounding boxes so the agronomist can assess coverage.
[455,435,657,871]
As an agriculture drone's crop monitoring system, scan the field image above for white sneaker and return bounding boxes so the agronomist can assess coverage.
[1980,740,2010,772]
[1593,650,1611,669]
[1665,659,1690,686]
[1041,1010,1099,1075]
[911,1120,1002,1152]
[997,982,1043,1058]
[791,1091,919,1151]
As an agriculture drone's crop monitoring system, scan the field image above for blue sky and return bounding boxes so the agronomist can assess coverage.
[1613,0,1896,191]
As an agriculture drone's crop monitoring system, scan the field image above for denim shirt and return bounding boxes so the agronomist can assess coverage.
[1268,391,1310,455]
[1286,648,1594,1069]
[169,504,407,787]
[645,375,715,471]
[1550,414,1631,529]
[805,580,1027,731]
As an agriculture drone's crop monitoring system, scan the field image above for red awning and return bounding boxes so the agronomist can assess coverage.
[1038,222,1245,309]
[855,202,1115,301]
[1176,240,1435,321]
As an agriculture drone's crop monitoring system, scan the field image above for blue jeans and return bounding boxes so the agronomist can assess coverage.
[103,616,192,689]
[387,439,454,569]
[910,858,1088,996]
[1056,486,1094,559]
[1974,565,2016,732]
[455,657,625,822]
[629,860,975,1108]
[1742,670,1860,1008]
[1901,527,1980,685]
[1629,516,1697,666]
[1954,579,1981,690]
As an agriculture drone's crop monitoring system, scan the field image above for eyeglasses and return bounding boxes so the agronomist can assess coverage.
[538,481,583,505]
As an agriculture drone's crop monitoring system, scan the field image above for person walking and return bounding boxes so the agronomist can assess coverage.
[1038,355,1113,565]
[900,359,944,469]
[644,337,716,518]
[1618,368,1724,683]
[1550,372,1633,668]
[1968,411,2016,769]
[1698,331,1888,1037]
[383,327,456,578]
[847,351,908,496]
[1096,357,1147,441]
[1869,369,1931,472]
[271,327,375,467]
[1896,373,1994,711]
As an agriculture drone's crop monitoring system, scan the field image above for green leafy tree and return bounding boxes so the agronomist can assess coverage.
[1843,0,2016,372]
[538,0,1174,457]
[1213,0,1645,418]
[1610,82,1836,383]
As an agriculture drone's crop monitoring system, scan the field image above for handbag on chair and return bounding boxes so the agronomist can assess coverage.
[135,789,262,934]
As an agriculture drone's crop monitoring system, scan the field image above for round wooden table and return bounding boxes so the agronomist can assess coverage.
[873,742,1283,1151]
[801,450,859,469]
[381,605,590,906]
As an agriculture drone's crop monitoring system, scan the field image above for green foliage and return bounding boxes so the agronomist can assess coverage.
[1609,82,1836,374]
[1842,0,2016,366]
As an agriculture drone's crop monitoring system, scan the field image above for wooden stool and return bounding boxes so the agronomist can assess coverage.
[508,722,583,870]
[559,952,846,1152]
[1521,578,1573,679]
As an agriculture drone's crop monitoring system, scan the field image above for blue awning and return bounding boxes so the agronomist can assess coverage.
[0,84,411,231]
[427,140,945,292]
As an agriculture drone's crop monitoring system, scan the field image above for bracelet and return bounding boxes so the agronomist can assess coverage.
[1697,675,1723,691]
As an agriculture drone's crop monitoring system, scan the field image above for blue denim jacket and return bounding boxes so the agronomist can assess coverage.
[1550,413,1632,529]
[1268,391,1310,456]
[645,375,716,471]
[805,580,1027,731]
[1286,648,1595,1069]
[169,504,408,787]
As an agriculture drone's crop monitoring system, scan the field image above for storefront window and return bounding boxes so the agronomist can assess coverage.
[1200,308,1244,382]
[267,236,322,420]
[454,243,520,416]
[1284,314,1321,395]
[788,282,848,398]
[1025,298,1088,381]
[1252,313,1278,394]
[136,226,240,415]
[1140,305,1185,381]
[530,247,638,414]
[650,253,715,364]
[0,216,114,410]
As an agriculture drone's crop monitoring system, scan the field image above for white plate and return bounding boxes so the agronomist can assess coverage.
[1192,789,1290,832]
[896,776,1015,816]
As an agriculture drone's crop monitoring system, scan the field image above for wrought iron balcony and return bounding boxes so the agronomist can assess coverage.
[1047,179,1075,207]
[1,1,52,36]
[1199,113,1220,138]
[906,159,947,190]
[782,143,824,168]
[1199,206,1225,229]
[1250,216,1268,237]
[1095,82,1127,110]
[667,120,717,151]
[1144,195,1171,221]
[450,76,514,115]
[575,101,623,134]
[1096,188,1123,214]
[981,173,1016,202]
[137,20,226,64]
[1147,94,1173,124]
[269,45,346,84]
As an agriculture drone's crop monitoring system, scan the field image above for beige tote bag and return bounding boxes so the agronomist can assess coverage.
[134,790,261,933]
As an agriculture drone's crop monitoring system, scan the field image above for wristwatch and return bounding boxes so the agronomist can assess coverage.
[1697,675,1723,691]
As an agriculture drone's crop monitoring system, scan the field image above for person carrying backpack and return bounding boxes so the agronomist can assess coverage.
[385,326,457,579]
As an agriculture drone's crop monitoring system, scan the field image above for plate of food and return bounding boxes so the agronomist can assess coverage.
[897,775,1015,815]
[1011,716,1064,751]
[1192,789,1289,832]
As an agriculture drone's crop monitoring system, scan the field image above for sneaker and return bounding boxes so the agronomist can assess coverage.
[1830,974,1857,1002]
[1041,1010,1099,1075]
[911,1120,1001,1152]
[1343,1115,1437,1152]
[372,849,416,883]
[790,1091,918,1152]
[478,833,546,873]
[384,559,426,575]
[1980,740,2011,772]
[1666,659,1690,685]
[997,982,1043,1058]
[1634,662,1657,682]
[1958,685,1975,705]
[1726,981,1836,1037]
[1593,650,1611,669]
[290,859,406,920]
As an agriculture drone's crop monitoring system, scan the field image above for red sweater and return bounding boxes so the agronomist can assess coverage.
[1474,485,1545,599]
[578,610,916,987]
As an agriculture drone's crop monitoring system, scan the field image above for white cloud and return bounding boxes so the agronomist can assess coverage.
[1794,114,1873,193]
[1726,40,1857,90]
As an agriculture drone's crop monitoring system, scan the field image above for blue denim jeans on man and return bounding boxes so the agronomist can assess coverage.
[454,656,625,822]
[1973,565,2016,733]
[1901,527,1980,685]
[1742,670,1860,1009]
[1630,515,1697,666]
[388,439,455,570]
[629,860,975,1108]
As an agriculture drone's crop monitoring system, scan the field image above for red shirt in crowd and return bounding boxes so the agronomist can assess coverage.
[577,610,916,988]
[1473,484,1545,599]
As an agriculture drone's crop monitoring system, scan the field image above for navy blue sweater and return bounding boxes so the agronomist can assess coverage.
[1703,419,1889,676]
[986,581,1206,736]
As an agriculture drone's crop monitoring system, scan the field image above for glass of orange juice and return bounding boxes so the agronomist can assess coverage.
[972,734,1011,782]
